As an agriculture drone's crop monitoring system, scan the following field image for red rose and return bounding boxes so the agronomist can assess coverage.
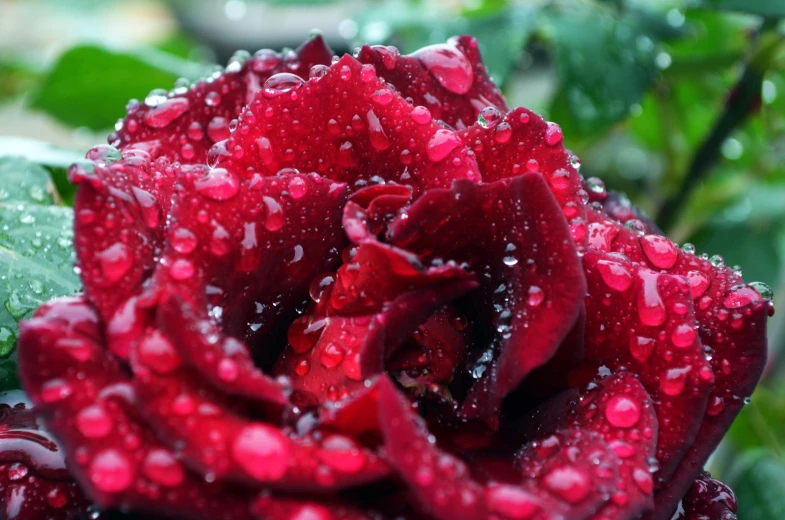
[15,35,771,520]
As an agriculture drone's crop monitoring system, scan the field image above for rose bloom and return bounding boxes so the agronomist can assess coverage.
[9,34,771,520]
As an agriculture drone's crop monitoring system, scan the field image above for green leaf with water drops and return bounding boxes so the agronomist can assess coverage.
[545,7,659,137]
[28,44,208,131]
[0,156,80,390]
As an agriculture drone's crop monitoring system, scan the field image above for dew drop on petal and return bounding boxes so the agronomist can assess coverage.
[89,449,133,493]
[640,235,678,269]
[143,449,185,487]
[597,260,633,292]
[97,243,133,283]
[485,484,539,519]
[604,395,641,428]
[143,98,190,128]
[232,424,289,481]
[76,405,113,438]
[543,465,590,503]
[413,43,473,95]
[427,129,462,163]
[195,168,240,201]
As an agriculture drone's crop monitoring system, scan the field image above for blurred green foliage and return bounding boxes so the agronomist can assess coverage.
[0,0,784,516]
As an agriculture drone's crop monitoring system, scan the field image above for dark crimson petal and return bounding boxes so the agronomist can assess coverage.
[518,373,659,519]
[111,35,334,163]
[275,241,477,405]
[130,171,347,368]
[319,376,384,437]
[0,392,89,520]
[378,377,642,520]
[585,210,770,512]
[128,310,390,491]
[251,494,374,520]
[213,54,480,195]
[72,148,182,322]
[458,107,588,247]
[17,297,253,520]
[388,173,586,418]
[582,249,713,483]
[356,36,508,129]
[669,471,737,520]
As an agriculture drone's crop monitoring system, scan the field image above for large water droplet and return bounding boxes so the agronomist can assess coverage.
[195,168,240,201]
[637,270,666,327]
[604,395,641,428]
[143,98,190,128]
[597,260,633,292]
[427,129,462,163]
[413,44,473,95]
[97,243,133,283]
[89,449,133,492]
[543,465,590,503]
[232,424,289,480]
[640,235,678,269]
[76,405,113,438]
[262,73,305,98]
[367,109,390,151]
[142,449,184,487]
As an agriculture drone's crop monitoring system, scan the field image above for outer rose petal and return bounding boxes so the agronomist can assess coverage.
[0,392,89,520]
[357,35,508,129]
[669,472,737,520]
[72,147,182,322]
[378,376,653,520]
[388,173,586,419]
[585,210,770,514]
[519,373,660,519]
[111,35,334,163]
[582,249,713,483]
[17,297,254,520]
[458,107,587,247]
[213,54,480,194]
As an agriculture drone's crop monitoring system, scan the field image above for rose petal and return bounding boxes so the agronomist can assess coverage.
[586,210,769,510]
[111,35,334,163]
[669,471,737,520]
[276,240,477,405]
[388,173,586,419]
[357,36,508,129]
[582,249,713,483]
[17,297,254,519]
[458,107,587,247]
[72,148,182,322]
[213,54,480,194]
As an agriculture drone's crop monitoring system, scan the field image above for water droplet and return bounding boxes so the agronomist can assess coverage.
[371,88,393,105]
[232,424,289,480]
[478,107,502,128]
[207,117,231,142]
[410,106,432,125]
[640,235,678,269]
[288,177,308,199]
[143,98,190,128]
[630,336,655,363]
[367,109,390,151]
[527,286,545,307]
[262,73,305,98]
[309,64,329,80]
[137,330,181,374]
[319,435,367,473]
[709,255,724,268]
[585,177,605,195]
[252,49,281,72]
[427,129,462,162]
[685,271,710,299]
[89,449,133,492]
[262,196,285,231]
[660,366,690,396]
[596,259,633,292]
[170,228,198,254]
[76,405,113,438]
[545,123,563,146]
[97,243,133,283]
[604,395,641,428]
[723,284,761,309]
[320,342,345,368]
[543,465,590,503]
[413,44,473,95]
[632,467,653,494]
[143,449,184,487]
[637,270,666,327]
[671,323,696,348]
[195,168,240,201]
[494,122,512,143]
[144,89,168,107]
[485,484,539,519]
[749,281,773,300]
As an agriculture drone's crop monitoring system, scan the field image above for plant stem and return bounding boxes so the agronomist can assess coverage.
[655,18,783,232]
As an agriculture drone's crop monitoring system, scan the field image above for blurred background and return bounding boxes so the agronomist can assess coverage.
[0,0,783,516]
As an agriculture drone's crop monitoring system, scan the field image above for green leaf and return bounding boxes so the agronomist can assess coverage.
[727,452,785,520]
[0,136,87,205]
[728,387,785,453]
[0,156,80,390]
[700,0,785,18]
[28,45,208,130]
[546,6,659,136]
